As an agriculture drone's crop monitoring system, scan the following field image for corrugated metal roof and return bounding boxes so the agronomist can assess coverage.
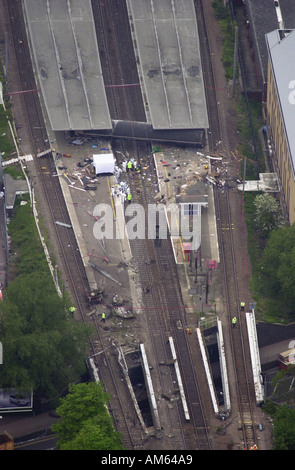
[128,0,208,130]
[23,0,112,131]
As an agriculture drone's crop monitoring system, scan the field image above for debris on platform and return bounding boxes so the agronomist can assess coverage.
[112,306,135,319]
[89,261,123,286]
[112,294,124,306]
[86,288,105,304]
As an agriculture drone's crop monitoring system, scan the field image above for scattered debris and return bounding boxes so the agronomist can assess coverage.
[89,261,123,286]
[72,139,84,146]
[86,309,96,317]
[112,306,135,319]
[159,359,176,366]
[175,320,182,330]
[112,295,124,306]
[55,221,72,228]
[86,289,105,304]
[162,391,180,402]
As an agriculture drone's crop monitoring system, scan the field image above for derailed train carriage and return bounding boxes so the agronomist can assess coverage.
[85,120,206,148]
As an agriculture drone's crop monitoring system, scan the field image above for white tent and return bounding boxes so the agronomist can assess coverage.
[93,153,115,175]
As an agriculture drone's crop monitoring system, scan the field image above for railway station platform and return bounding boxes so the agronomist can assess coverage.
[43,129,223,331]
[43,130,226,422]
[46,132,136,321]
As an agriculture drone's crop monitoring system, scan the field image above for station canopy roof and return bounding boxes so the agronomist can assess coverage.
[23,0,112,131]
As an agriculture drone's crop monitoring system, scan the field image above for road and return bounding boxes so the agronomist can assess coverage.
[15,434,57,450]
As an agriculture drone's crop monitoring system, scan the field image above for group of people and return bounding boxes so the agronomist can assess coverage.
[125,158,140,173]
[111,181,132,204]
[232,301,246,327]
[111,158,141,205]
[70,306,107,324]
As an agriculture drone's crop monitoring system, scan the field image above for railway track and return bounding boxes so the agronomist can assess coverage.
[92,3,214,448]
[214,185,257,449]
[91,0,144,122]
[5,0,89,309]
[194,0,222,150]
[113,138,212,450]
[5,0,139,450]
[196,0,259,449]
[4,0,260,451]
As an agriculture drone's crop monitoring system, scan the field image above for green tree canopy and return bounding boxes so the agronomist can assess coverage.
[0,272,90,403]
[0,198,92,404]
[259,224,295,316]
[52,382,124,450]
[273,404,295,450]
[254,193,285,237]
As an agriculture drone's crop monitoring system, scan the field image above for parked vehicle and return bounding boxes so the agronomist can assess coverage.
[278,348,295,370]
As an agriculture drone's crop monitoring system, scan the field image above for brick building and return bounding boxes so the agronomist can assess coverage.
[265,29,295,224]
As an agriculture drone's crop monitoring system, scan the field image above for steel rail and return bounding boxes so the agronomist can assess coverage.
[214,185,257,448]
[115,139,188,449]
[114,138,212,450]
[195,0,258,449]
[5,0,137,449]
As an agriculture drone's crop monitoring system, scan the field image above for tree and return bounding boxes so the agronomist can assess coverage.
[273,405,295,450]
[52,382,124,450]
[0,272,91,403]
[254,193,285,237]
[0,197,92,404]
[258,224,295,315]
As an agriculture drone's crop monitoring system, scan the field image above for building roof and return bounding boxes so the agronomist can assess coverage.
[244,0,295,85]
[128,0,208,130]
[279,0,295,29]
[266,29,295,176]
[3,174,29,210]
[23,0,112,131]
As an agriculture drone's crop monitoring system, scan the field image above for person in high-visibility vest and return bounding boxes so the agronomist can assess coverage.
[127,193,132,203]
[240,301,245,311]
[232,316,237,327]
[127,161,133,172]
[101,312,106,323]
[69,306,76,314]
